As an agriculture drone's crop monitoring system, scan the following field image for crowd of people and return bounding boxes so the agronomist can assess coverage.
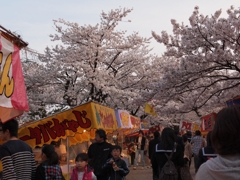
[126,105,240,180]
[0,105,240,180]
[88,105,240,180]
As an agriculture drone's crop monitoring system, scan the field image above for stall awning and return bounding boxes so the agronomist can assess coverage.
[125,129,149,138]
[18,101,118,148]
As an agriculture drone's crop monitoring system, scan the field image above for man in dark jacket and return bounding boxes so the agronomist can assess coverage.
[174,128,185,152]
[148,131,161,180]
[148,131,160,161]
[88,129,112,180]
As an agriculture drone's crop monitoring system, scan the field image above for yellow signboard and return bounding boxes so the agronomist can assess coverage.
[18,102,118,148]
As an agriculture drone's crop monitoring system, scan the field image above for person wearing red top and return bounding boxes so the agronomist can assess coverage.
[71,153,97,180]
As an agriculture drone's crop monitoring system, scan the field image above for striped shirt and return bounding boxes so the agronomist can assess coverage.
[0,140,36,180]
[191,136,204,155]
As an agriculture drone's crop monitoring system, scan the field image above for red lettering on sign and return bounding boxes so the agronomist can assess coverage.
[45,121,58,139]
[181,121,192,130]
[67,120,79,132]
[73,110,91,128]
[61,120,69,130]
[52,119,66,137]
[20,110,92,145]
[39,124,50,143]
[27,127,42,144]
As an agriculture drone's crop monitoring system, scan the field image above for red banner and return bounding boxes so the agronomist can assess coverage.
[179,121,201,132]
[201,113,216,132]
[0,34,29,122]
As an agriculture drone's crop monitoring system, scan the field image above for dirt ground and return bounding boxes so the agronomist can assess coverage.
[126,158,196,180]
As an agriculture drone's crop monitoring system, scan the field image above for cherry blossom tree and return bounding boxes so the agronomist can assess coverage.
[149,6,240,119]
[22,8,154,119]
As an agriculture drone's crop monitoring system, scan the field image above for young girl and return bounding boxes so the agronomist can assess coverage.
[36,144,64,180]
[71,153,97,180]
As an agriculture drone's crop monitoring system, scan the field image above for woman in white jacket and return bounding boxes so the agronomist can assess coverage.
[196,106,240,180]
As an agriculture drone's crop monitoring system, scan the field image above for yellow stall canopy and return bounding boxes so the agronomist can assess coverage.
[18,101,118,148]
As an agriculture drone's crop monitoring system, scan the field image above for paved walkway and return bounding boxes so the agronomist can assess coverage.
[126,159,196,180]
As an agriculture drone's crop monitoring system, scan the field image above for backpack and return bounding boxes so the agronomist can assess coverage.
[159,143,178,180]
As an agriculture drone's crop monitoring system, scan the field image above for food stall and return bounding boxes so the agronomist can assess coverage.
[18,101,118,179]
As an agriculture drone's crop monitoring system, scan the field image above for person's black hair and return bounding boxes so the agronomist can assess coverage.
[96,129,107,140]
[139,130,144,135]
[129,142,134,147]
[186,131,192,137]
[195,130,201,136]
[112,145,122,153]
[211,106,240,155]
[153,131,160,139]
[173,126,180,135]
[0,118,18,137]
[206,131,213,147]
[161,128,176,150]
[75,153,88,162]
[42,144,59,165]
[182,134,188,143]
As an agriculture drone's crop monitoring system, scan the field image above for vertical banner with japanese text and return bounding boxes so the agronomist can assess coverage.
[0,35,29,122]
[201,113,216,132]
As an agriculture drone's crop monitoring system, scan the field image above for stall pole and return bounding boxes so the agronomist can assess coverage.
[67,137,69,180]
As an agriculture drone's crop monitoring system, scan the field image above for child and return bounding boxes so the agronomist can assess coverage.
[102,145,130,180]
[71,153,97,180]
[35,144,64,180]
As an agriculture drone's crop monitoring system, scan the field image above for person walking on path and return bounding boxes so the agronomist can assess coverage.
[88,129,112,180]
[0,119,36,180]
[186,131,192,143]
[144,135,151,168]
[196,106,240,180]
[174,128,185,152]
[127,142,136,166]
[185,131,193,166]
[152,128,184,180]
[191,130,205,173]
[133,130,146,170]
[181,134,193,180]
[183,134,192,166]
[148,131,160,162]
